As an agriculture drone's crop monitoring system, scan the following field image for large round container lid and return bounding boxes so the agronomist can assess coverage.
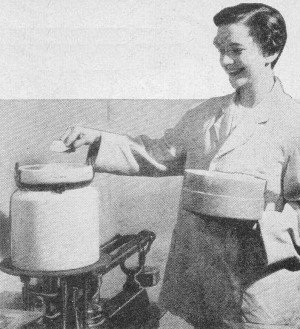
[182,169,266,220]
[17,163,94,185]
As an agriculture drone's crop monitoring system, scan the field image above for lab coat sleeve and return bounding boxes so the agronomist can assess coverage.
[259,148,300,266]
[87,113,189,176]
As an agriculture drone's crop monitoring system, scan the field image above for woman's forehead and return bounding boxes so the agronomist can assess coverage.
[213,23,253,47]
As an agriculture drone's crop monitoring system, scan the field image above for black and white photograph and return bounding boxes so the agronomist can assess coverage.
[0,1,300,328]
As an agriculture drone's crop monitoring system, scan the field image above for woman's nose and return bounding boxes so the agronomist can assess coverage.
[221,54,234,66]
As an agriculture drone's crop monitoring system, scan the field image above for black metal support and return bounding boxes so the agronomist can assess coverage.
[20,275,31,311]
[0,230,158,329]
[60,279,68,329]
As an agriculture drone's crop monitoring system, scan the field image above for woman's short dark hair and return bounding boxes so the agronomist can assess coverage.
[213,3,287,68]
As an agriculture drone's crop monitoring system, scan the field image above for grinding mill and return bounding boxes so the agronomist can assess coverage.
[0,163,160,328]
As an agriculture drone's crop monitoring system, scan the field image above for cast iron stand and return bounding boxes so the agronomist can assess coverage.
[0,230,157,329]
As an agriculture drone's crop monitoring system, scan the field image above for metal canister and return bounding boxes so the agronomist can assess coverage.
[11,163,100,271]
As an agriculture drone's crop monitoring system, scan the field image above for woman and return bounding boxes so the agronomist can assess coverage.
[61,3,300,328]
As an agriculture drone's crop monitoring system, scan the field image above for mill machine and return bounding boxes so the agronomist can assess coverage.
[0,163,160,328]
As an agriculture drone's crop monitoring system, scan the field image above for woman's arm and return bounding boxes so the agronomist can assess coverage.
[259,147,300,266]
[89,130,187,176]
[60,113,190,177]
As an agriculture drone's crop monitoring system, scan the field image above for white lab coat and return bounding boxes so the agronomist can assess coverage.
[89,78,300,328]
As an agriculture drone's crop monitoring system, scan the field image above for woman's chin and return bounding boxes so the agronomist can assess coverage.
[229,75,248,90]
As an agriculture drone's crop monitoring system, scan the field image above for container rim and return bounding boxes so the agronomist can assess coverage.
[15,162,94,185]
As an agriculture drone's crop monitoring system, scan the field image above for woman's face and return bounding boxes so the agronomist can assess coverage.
[213,23,270,90]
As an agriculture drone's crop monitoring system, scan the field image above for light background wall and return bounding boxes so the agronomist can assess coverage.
[0,0,299,99]
[0,99,203,302]
[0,0,299,307]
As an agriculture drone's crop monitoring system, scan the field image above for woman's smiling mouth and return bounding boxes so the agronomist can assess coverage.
[227,67,245,76]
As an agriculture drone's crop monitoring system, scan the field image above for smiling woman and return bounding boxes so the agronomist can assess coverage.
[213,3,287,106]
[57,3,300,329]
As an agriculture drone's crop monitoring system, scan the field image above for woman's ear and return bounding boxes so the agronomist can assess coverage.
[264,52,279,66]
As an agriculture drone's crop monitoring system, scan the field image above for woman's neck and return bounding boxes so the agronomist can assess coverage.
[235,72,275,108]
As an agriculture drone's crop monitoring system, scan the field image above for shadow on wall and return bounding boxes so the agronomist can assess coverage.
[0,210,10,259]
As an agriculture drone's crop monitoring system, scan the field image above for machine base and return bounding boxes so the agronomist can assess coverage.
[0,230,159,329]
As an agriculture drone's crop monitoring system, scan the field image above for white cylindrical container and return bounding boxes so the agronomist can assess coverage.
[11,163,100,271]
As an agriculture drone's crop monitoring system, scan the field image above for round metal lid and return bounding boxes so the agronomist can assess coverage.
[16,163,94,185]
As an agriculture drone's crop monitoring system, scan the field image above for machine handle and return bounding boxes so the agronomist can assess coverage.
[104,230,155,272]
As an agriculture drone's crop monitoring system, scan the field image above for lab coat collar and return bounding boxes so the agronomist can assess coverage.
[225,76,285,123]
[213,77,286,160]
[250,76,285,123]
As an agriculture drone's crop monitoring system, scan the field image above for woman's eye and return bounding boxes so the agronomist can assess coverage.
[231,48,244,55]
[217,48,243,56]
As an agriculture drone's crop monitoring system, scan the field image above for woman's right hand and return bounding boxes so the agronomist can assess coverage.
[60,126,102,150]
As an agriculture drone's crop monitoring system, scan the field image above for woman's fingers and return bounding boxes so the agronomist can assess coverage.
[61,126,83,147]
[60,127,73,144]
[60,126,101,149]
[50,140,71,153]
[72,137,88,149]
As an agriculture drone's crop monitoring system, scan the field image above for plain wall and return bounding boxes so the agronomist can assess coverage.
[0,0,299,99]
[0,0,300,307]
[0,99,203,302]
